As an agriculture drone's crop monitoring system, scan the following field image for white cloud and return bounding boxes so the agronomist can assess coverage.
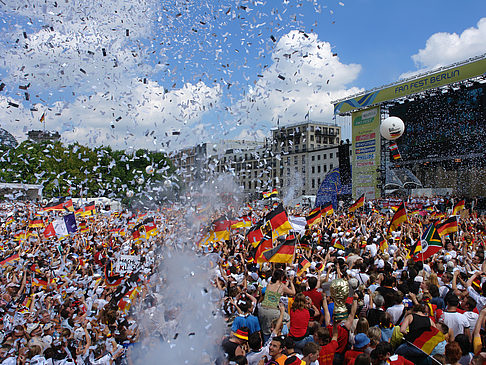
[231,30,363,131]
[401,17,486,79]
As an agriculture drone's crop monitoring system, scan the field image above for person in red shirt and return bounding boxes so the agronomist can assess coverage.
[314,322,339,365]
[303,276,323,321]
[344,333,370,365]
[323,293,359,364]
[289,293,319,351]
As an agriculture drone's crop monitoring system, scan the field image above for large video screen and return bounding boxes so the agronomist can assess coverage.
[389,83,486,162]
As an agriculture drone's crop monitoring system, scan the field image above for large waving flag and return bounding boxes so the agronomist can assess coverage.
[321,203,334,216]
[413,223,443,261]
[252,232,274,264]
[452,200,465,216]
[43,213,77,238]
[388,202,407,235]
[262,235,296,264]
[246,220,264,247]
[42,198,75,212]
[306,207,322,228]
[348,194,365,213]
[265,203,293,236]
[75,202,96,217]
[436,216,458,237]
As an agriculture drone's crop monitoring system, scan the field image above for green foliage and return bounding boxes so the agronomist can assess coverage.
[0,140,178,201]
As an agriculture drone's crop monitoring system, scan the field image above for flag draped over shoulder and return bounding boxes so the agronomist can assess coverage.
[452,200,465,216]
[265,203,293,236]
[412,326,445,355]
[436,216,458,237]
[413,223,442,261]
[348,194,365,213]
[388,202,407,234]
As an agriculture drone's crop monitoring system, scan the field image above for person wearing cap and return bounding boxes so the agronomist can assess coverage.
[344,333,370,365]
[439,293,470,338]
[223,327,249,362]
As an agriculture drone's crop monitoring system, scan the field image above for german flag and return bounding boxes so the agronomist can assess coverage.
[104,261,124,287]
[4,216,14,226]
[379,237,388,253]
[297,256,311,276]
[412,326,445,355]
[389,142,402,160]
[414,223,443,261]
[118,286,142,314]
[388,202,407,234]
[262,235,296,263]
[436,217,458,237]
[143,219,158,237]
[28,219,45,228]
[253,233,274,263]
[75,202,96,217]
[211,218,231,242]
[262,188,278,199]
[42,198,75,212]
[265,203,293,236]
[306,207,322,228]
[452,200,465,216]
[333,237,345,251]
[0,252,20,267]
[14,230,27,241]
[321,203,334,216]
[349,194,365,213]
[78,221,89,233]
[230,215,252,229]
[247,221,264,247]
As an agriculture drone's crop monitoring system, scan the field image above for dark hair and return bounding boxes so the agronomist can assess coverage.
[233,355,248,365]
[271,269,285,283]
[307,276,318,290]
[354,353,371,365]
[271,336,285,349]
[283,336,295,350]
[454,334,471,356]
[428,284,440,298]
[248,332,262,351]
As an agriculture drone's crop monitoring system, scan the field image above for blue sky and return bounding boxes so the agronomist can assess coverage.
[0,0,485,150]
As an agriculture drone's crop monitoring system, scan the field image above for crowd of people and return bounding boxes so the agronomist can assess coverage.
[0,195,485,365]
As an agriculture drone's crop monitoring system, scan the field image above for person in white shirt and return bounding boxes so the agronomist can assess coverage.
[439,294,470,338]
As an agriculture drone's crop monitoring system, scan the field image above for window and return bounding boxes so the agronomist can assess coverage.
[311,156,315,161]
[302,156,305,164]
[318,166,321,173]
[317,155,320,161]
[324,165,327,172]
[323,154,327,159]
[312,179,315,189]
[312,166,315,174]
[330,163,333,169]
[310,126,314,132]
[310,135,314,141]
[330,153,333,158]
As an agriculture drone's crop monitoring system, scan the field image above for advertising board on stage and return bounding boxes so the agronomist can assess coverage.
[352,106,381,200]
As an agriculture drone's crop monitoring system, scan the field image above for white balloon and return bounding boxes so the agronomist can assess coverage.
[145,165,154,174]
[380,116,405,140]
[126,190,134,198]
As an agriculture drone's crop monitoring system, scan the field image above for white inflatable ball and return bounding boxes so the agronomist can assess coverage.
[380,116,405,140]
[126,190,134,198]
[145,165,154,174]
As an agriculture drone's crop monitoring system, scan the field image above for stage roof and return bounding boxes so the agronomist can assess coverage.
[333,54,486,115]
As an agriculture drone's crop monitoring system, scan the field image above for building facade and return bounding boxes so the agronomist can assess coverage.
[172,122,348,198]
